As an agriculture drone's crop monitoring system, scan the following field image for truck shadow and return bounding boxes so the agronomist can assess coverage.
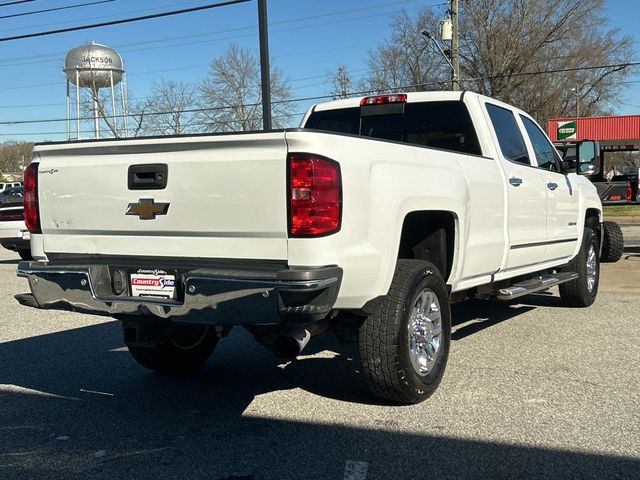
[451,298,538,340]
[0,320,637,479]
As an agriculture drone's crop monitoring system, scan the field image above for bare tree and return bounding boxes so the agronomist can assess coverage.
[127,97,152,138]
[78,84,120,138]
[458,0,635,123]
[198,44,293,131]
[357,9,451,94]
[138,79,199,136]
[0,141,32,174]
[352,1,634,123]
[330,65,352,99]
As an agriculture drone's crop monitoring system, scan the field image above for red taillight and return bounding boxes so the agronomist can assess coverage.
[23,162,40,233]
[627,185,632,201]
[288,154,341,237]
[360,93,407,106]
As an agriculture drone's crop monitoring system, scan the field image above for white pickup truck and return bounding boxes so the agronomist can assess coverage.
[17,91,602,404]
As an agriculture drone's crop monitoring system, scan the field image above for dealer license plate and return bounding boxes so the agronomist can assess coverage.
[130,269,176,299]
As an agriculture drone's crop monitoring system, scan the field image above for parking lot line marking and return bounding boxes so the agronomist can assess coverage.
[0,384,79,400]
[80,388,115,397]
[344,460,368,480]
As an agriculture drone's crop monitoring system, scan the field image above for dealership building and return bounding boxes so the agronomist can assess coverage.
[547,114,640,151]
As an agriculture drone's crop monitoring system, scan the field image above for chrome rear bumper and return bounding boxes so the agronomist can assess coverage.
[17,261,342,325]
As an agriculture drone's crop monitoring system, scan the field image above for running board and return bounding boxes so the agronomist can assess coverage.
[496,272,579,300]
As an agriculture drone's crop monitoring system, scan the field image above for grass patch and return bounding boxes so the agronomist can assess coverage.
[603,205,640,216]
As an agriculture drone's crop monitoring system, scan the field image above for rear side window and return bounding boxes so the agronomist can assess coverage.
[304,108,360,135]
[486,104,529,165]
[304,101,482,155]
[401,102,481,154]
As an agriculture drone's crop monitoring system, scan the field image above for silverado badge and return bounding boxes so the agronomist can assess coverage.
[126,199,170,220]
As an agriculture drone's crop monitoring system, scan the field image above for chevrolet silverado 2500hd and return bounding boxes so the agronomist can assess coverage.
[17,91,602,404]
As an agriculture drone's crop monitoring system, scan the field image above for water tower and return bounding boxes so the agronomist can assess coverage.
[64,42,128,140]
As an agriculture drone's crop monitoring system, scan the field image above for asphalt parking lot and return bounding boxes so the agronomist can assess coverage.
[1,239,639,480]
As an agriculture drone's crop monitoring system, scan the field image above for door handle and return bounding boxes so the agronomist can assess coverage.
[128,164,168,190]
[509,177,523,187]
[547,182,558,191]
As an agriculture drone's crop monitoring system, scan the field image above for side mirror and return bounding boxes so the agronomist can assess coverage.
[579,163,597,175]
[577,141,600,176]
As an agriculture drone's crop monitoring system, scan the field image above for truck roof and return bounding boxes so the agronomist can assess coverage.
[311,90,468,112]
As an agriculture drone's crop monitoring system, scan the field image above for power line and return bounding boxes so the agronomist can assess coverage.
[0,0,206,34]
[0,0,252,43]
[2,60,636,125]
[0,0,423,68]
[0,0,36,6]
[459,62,640,84]
[0,69,371,109]
[0,0,422,38]
[0,111,307,137]
[0,0,115,20]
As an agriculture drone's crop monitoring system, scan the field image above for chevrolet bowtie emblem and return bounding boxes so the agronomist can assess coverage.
[126,198,170,220]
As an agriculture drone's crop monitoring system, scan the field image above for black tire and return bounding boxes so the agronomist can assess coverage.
[127,325,218,374]
[559,227,599,307]
[358,259,451,404]
[17,249,32,260]
[600,221,624,263]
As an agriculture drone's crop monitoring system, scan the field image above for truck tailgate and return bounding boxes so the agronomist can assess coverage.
[34,133,289,260]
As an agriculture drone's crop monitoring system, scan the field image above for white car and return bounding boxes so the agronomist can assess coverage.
[0,181,21,193]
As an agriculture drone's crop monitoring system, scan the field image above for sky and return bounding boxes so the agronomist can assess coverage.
[0,0,639,143]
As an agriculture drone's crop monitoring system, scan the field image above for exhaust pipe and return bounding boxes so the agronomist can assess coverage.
[272,328,311,359]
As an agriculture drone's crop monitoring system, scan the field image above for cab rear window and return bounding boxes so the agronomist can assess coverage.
[304,101,482,155]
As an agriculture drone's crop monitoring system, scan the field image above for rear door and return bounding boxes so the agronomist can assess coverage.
[485,103,548,270]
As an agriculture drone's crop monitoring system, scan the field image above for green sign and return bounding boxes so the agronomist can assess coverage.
[557,120,577,140]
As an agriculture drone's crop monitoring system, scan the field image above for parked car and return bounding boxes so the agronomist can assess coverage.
[0,181,21,193]
[0,202,30,260]
[0,186,23,206]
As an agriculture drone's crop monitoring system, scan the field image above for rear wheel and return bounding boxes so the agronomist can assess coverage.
[126,324,218,374]
[600,221,624,263]
[358,260,451,404]
[559,227,599,307]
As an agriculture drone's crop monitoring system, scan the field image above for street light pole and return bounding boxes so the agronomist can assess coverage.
[422,31,455,74]
[572,86,580,117]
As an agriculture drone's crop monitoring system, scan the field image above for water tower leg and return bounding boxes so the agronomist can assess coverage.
[92,85,100,139]
[121,75,129,138]
[66,80,70,141]
[110,71,117,137]
[75,71,81,140]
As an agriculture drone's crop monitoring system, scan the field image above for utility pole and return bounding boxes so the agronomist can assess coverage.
[257,0,272,130]
[451,0,460,91]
